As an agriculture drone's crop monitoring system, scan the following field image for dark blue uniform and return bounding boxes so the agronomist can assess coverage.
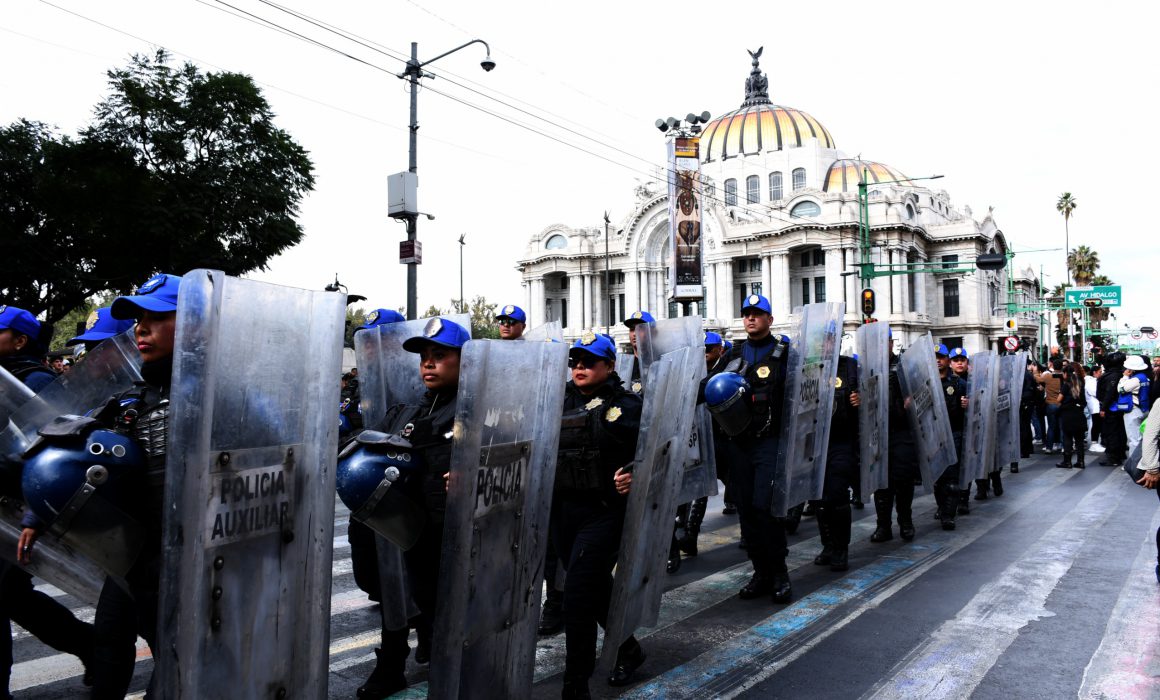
[937,371,967,528]
[811,355,859,571]
[872,355,920,542]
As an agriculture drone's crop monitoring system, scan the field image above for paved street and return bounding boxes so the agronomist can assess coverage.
[9,451,1159,699]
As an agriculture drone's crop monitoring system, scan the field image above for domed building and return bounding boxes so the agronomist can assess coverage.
[517,50,1041,353]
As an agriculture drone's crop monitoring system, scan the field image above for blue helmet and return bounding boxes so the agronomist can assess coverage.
[335,435,427,550]
[22,428,146,528]
[705,372,753,437]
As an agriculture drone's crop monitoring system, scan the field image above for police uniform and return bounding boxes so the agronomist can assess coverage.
[811,355,859,571]
[708,295,793,602]
[554,333,644,697]
[0,306,96,698]
[871,352,920,542]
[950,354,975,512]
[937,345,968,530]
[622,311,654,397]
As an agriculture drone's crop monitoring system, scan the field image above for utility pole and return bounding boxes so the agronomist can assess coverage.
[604,211,611,335]
[458,233,466,313]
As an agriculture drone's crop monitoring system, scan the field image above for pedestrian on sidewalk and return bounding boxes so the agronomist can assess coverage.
[1056,365,1088,469]
[1086,364,1104,451]
[1037,360,1064,453]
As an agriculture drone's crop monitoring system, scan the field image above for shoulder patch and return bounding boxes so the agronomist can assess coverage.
[605,406,622,423]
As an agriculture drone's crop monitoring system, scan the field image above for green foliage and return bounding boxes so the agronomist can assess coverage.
[48,292,117,352]
[344,306,368,347]
[1067,245,1099,287]
[0,50,314,323]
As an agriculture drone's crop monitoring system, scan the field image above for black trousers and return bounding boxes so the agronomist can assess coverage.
[1020,405,1034,457]
[724,435,788,578]
[1061,424,1087,464]
[0,562,95,695]
[876,433,919,526]
[550,496,634,681]
[1104,411,1128,462]
[348,518,381,599]
[1090,412,1103,445]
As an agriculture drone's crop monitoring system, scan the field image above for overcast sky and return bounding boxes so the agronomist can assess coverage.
[3,0,1156,335]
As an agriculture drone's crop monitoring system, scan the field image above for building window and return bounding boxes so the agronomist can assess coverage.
[907,252,918,311]
[769,171,783,200]
[941,254,959,270]
[813,248,825,266]
[942,337,964,351]
[704,181,715,199]
[815,278,826,303]
[792,167,807,191]
[724,178,737,206]
[791,200,820,218]
[618,293,625,321]
[750,258,762,272]
[560,301,568,328]
[545,234,567,250]
[905,203,916,220]
[943,279,960,317]
[801,278,811,305]
[751,282,762,296]
[746,175,760,204]
[800,251,811,268]
[559,277,568,290]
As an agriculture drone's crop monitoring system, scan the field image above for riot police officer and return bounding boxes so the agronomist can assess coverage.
[496,304,527,340]
[622,311,655,396]
[949,347,974,512]
[811,354,860,571]
[0,305,96,698]
[554,332,644,699]
[353,317,469,698]
[871,334,920,543]
[936,344,967,530]
[705,294,793,603]
[65,306,136,354]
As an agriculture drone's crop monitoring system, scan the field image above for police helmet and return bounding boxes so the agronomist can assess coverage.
[22,428,146,527]
[335,438,427,550]
[704,372,753,437]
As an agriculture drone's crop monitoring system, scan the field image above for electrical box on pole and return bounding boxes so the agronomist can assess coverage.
[387,172,418,218]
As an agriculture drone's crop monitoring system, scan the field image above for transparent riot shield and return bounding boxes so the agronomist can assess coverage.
[0,367,34,464]
[353,314,471,631]
[429,339,568,700]
[615,352,636,386]
[637,317,718,502]
[994,352,1026,468]
[156,270,346,698]
[896,333,958,491]
[855,322,890,494]
[0,498,105,605]
[772,302,845,516]
[522,320,562,342]
[959,352,998,489]
[599,347,699,676]
[4,331,141,456]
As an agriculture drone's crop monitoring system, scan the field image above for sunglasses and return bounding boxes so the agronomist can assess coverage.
[498,319,520,327]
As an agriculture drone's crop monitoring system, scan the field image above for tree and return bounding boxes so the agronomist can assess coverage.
[1066,245,1099,287]
[1056,192,1077,285]
[48,292,117,351]
[0,50,314,323]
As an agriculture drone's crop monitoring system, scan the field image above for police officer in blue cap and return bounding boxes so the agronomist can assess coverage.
[0,304,96,696]
[948,347,976,511]
[704,293,794,603]
[554,331,644,697]
[66,307,136,354]
[809,351,862,572]
[935,344,967,530]
[355,317,468,698]
[622,311,655,395]
[871,329,921,543]
[496,304,527,340]
[359,308,406,331]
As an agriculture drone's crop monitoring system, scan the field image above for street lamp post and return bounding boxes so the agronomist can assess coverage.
[395,39,494,320]
[603,211,611,334]
[458,233,466,313]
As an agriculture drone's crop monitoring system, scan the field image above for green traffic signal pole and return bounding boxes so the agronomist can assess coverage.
[857,171,950,281]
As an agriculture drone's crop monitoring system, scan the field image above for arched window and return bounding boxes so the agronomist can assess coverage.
[746,175,760,204]
[905,204,916,220]
[791,201,820,218]
[769,171,783,200]
[724,178,737,206]
[792,167,807,191]
[544,234,567,250]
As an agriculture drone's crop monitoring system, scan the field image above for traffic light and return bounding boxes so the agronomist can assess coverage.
[975,253,1007,271]
[1082,298,1103,308]
[861,289,876,317]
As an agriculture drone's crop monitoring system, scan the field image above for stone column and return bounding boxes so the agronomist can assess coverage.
[704,264,717,322]
[531,278,545,325]
[568,275,583,332]
[898,255,910,316]
[582,273,593,328]
[890,248,903,316]
[825,247,842,308]
[761,254,774,303]
[844,248,859,315]
[771,253,791,319]
[625,268,640,313]
[721,262,735,320]
[591,273,604,329]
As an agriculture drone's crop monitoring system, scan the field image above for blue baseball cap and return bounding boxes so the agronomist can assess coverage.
[949,347,970,360]
[402,317,470,352]
[705,331,723,347]
[495,304,527,323]
[358,308,406,331]
[740,294,772,315]
[623,310,655,328]
[569,330,616,363]
[111,274,182,319]
[722,339,733,353]
[935,343,950,357]
[0,305,40,338]
[67,307,136,346]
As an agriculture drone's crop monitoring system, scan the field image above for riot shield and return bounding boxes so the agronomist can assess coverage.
[599,347,699,676]
[353,314,471,631]
[522,320,562,342]
[429,339,568,699]
[0,498,104,605]
[855,322,890,494]
[636,317,718,502]
[994,352,1026,468]
[355,313,471,432]
[3,331,141,456]
[615,352,636,386]
[156,270,346,698]
[0,367,34,465]
[959,352,998,488]
[896,333,958,491]
[772,302,845,517]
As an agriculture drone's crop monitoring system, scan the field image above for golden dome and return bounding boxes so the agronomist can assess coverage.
[823,159,909,193]
[699,48,835,163]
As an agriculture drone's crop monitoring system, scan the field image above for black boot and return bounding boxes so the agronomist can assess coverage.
[939,484,958,531]
[1010,462,1019,473]
[357,648,407,699]
[666,532,682,574]
[829,504,852,572]
[958,488,971,515]
[562,676,592,700]
[990,471,1004,497]
[813,503,833,566]
[1056,454,1072,469]
[739,572,772,599]
[678,497,706,556]
[771,566,793,603]
[898,517,916,541]
[974,478,989,500]
[539,588,564,636]
[870,489,893,542]
[608,637,646,687]
[783,503,804,535]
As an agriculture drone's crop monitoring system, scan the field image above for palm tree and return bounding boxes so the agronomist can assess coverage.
[1088,274,1114,327]
[1056,192,1078,284]
[1067,245,1099,287]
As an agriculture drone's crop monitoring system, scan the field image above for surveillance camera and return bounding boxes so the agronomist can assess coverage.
[480,56,496,72]
[655,118,668,132]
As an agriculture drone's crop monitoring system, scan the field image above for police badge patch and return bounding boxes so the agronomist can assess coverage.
[946,385,955,396]
[585,397,604,410]
[503,305,515,315]
[366,310,380,324]
[748,294,760,306]
[85,310,100,331]
[424,317,443,338]
[756,366,770,379]
[834,376,843,389]
[581,330,596,345]
[137,275,165,294]
[605,406,622,422]
[632,311,643,320]
[631,382,642,394]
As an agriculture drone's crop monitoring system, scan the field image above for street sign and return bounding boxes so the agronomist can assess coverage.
[399,240,422,264]
[1064,285,1121,308]
[1131,330,1142,340]
[1149,331,1159,340]
[1084,341,1094,350]
[1003,336,1019,351]
[1068,340,1076,348]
